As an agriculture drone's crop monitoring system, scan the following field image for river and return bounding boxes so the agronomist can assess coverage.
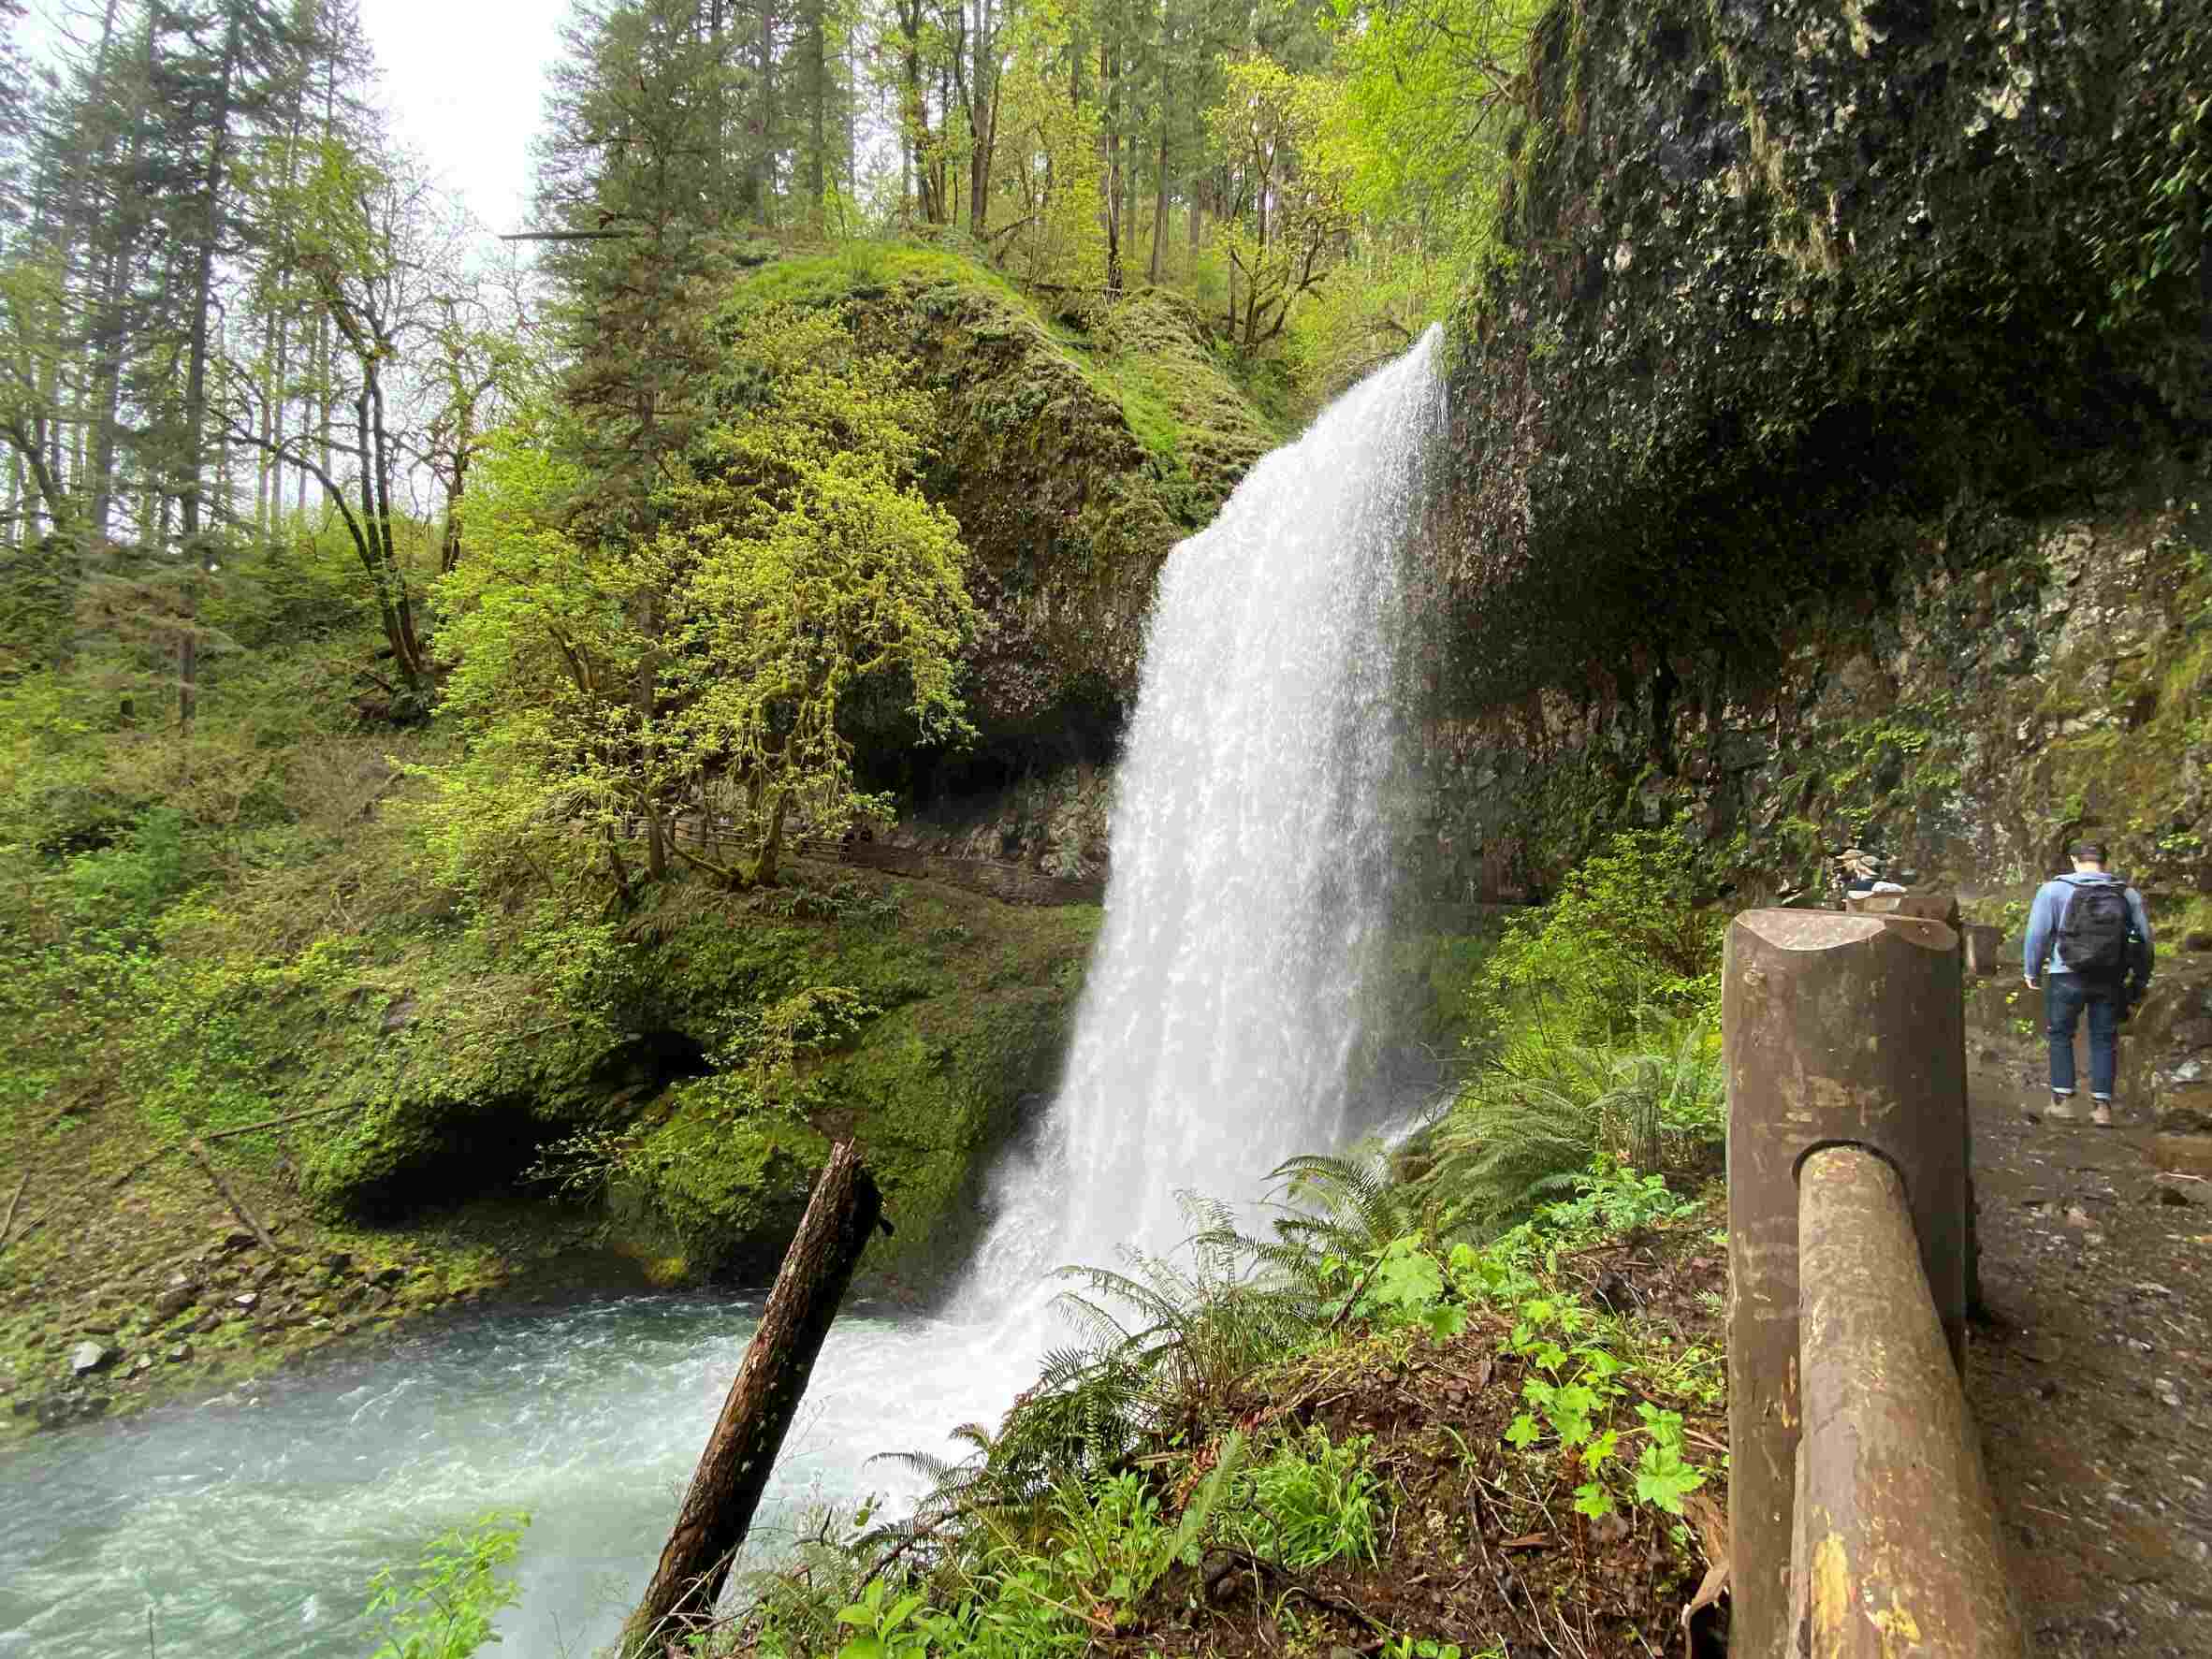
[0,1293,1034,1658]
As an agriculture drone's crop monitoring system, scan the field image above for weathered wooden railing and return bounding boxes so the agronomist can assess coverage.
[613,815,1107,906]
[1724,904,2026,1656]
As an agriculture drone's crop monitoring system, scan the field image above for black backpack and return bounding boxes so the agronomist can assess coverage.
[2059,879,2132,978]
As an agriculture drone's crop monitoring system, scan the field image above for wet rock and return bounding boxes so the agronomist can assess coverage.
[152,1283,198,1320]
[126,1354,153,1377]
[232,1292,258,1311]
[31,1388,111,1429]
[190,1312,223,1335]
[166,1344,193,1363]
[2152,1376,2182,1407]
[2182,930,2211,953]
[371,1266,406,1288]
[2151,1173,2207,1205]
[321,1251,353,1276]
[216,1230,257,1256]
[68,1341,118,1376]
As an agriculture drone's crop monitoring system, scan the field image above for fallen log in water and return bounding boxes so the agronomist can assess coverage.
[619,1140,885,1657]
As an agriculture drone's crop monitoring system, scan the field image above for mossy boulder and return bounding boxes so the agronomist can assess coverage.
[725,248,1284,762]
[299,869,1099,1286]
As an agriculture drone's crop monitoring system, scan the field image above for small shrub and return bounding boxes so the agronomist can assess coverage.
[363,1510,530,1659]
[62,806,191,934]
[1230,1429,1384,1569]
[1476,826,1723,1046]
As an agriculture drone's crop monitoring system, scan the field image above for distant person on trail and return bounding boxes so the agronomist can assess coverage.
[2023,839,2154,1127]
[1838,849,1908,902]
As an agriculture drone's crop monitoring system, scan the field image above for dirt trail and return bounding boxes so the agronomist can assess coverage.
[1967,1068,2212,1654]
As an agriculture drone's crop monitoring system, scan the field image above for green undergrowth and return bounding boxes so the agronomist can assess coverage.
[1409,828,1728,1234]
[0,590,1103,1435]
[8,851,1099,1288]
[694,1157,1726,1659]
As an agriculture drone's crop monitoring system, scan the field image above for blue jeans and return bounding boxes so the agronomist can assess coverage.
[2045,974,2122,1099]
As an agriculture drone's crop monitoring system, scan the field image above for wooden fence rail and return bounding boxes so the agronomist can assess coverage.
[1724,903,2024,1657]
[612,816,1106,907]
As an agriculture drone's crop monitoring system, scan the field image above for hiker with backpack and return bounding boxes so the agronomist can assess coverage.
[2023,838,2155,1126]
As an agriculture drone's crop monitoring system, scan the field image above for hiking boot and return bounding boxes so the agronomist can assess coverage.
[2091,1101,2114,1128]
[2045,1096,2080,1121]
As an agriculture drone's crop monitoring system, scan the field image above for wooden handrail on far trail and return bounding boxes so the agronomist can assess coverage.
[614,815,1107,908]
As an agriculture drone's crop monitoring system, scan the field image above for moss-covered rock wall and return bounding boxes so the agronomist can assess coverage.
[298,871,1099,1288]
[1413,0,2211,900]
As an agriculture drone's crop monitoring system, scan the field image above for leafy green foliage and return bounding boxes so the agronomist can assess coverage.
[1230,1429,1384,1569]
[363,1510,530,1659]
[428,300,979,905]
[1476,827,1724,1043]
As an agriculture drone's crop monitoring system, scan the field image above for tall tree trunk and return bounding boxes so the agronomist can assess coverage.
[618,1142,884,1658]
[750,0,776,220]
[1101,36,1122,291]
[965,0,995,239]
[805,0,826,214]
[1149,121,1170,284]
[178,7,244,731]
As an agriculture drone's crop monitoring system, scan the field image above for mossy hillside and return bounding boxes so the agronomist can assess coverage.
[596,879,1100,1282]
[292,869,1099,1285]
[724,248,1284,754]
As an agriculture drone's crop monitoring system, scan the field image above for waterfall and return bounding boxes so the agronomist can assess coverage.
[973,327,1449,1290]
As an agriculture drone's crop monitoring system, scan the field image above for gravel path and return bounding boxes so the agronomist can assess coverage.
[1967,1072,2212,1654]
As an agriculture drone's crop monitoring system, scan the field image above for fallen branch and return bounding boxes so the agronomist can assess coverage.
[1325,1247,1389,1332]
[185,1137,285,1256]
[1208,1549,1390,1637]
[851,1510,954,1599]
[619,1142,885,1656]
[0,1171,25,1247]
[0,1208,50,1258]
[200,1101,362,1144]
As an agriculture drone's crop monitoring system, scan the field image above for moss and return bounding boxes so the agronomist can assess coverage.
[283,868,1100,1287]
[722,249,1285,756]
[608,879,1099,1281]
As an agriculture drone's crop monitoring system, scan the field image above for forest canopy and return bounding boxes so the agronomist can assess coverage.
[0,0,1549,924]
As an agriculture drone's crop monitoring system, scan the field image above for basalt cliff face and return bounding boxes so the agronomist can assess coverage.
[1412,0,2210,902]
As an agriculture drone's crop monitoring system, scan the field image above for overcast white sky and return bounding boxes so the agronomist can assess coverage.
[21,0,570,236]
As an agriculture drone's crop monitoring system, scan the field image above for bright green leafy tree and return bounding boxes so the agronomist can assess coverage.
[426,302,980,905]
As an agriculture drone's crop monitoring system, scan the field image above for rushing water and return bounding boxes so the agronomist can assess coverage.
[0,1295,1037,1659]
[968,326,1448,1286]
[0,332,1448,1659]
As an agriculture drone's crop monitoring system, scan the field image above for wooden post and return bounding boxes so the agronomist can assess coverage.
[619,1141,884,1657]
[1724,909,1967,1659]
